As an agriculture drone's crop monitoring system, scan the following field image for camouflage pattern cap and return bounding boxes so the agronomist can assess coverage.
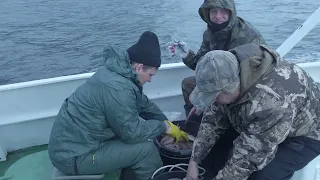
[190,50,240,110]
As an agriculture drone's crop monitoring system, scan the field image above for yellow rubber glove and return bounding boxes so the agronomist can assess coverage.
[165,120,189,143]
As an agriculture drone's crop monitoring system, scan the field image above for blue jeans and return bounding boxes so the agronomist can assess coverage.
[200,127,320,180]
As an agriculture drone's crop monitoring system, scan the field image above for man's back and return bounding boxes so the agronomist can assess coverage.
[223,43,320,140]
[242,60,320,139]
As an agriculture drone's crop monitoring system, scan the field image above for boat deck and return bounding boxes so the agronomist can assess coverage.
[0,145,120,180]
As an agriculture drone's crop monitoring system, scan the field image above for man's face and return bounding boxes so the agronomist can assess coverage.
[134,64,157,85]
[209,8,230,24]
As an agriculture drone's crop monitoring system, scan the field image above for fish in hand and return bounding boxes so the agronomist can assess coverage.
[160,134,194,150]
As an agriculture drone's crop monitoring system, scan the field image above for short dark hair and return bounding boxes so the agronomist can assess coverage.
[130,60,159,71]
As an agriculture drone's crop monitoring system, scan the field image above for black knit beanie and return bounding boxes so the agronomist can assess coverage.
[127,31,161,67]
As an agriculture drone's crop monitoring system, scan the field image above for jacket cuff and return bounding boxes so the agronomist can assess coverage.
[159,121,168,134]
[190,156,202,164]
[182,50,195,67]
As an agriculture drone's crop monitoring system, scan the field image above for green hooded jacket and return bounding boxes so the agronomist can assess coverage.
[48,45,167,171]
[183,0,267,70]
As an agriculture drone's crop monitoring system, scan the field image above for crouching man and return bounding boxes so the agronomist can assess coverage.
[186,43,320,180]
[48,31,188,180]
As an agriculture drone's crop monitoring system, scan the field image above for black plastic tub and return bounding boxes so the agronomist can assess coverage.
[152,170,209,180]
[152,171,187,180]
[154,119,201,165]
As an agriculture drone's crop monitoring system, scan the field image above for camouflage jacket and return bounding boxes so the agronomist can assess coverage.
[183,0,266,70]
[191,43,320,180]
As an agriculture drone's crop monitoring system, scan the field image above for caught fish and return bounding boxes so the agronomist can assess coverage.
[165,40,188,57]
[160,134,194,150]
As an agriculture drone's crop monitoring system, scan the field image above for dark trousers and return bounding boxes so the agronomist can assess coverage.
[200,127,320,180]
[182,76,196,109]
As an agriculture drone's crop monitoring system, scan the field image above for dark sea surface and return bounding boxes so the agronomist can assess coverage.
[1,0,320,85]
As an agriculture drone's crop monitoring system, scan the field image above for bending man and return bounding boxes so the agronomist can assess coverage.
[186,43,320,180]
[48,31,188,180]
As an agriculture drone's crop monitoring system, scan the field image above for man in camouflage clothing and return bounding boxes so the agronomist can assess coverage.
[179,0,267,117]
[185,43,320,180]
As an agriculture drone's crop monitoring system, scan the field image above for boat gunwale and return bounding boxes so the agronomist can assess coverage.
[0,63,186,91]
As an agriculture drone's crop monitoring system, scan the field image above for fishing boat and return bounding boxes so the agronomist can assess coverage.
[1,6,320,180]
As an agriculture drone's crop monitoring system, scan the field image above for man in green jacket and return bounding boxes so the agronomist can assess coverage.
[48,31,188,180]
[169,0,267,117]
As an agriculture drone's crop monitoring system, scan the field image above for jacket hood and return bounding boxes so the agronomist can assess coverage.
[103,45,140,84]
[228,43,281,104]
[198,0,237,33]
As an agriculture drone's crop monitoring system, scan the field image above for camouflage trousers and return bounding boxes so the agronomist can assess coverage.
[181,76,196,114]
[201,127,320,180]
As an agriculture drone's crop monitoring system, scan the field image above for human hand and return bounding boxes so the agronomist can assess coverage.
[166,41,189,58]
[164,120,188,143]
[186,160,199,180]
[187,106,203,118]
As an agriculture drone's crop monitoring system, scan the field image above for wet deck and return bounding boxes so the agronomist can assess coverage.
[0,145,119,180]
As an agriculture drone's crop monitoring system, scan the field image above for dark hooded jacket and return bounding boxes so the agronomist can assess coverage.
[183,0,267,70]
